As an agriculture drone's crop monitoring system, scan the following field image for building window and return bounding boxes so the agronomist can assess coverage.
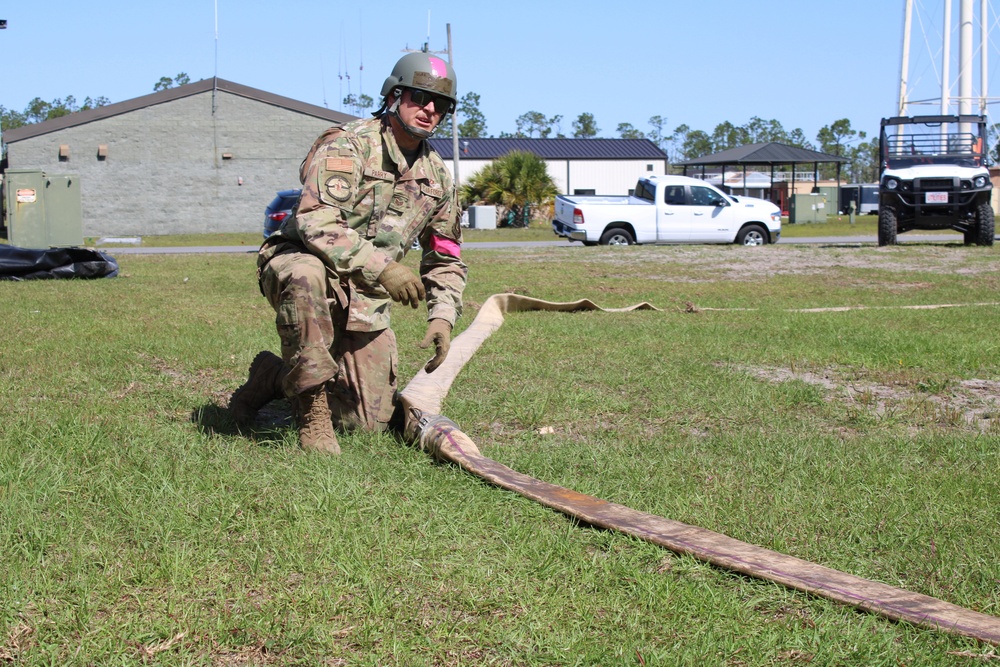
[647,164,654,171]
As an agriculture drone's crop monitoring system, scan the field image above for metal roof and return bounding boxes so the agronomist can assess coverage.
[678,142,848,166]
[3,78,356,143]
[427,137,667,160]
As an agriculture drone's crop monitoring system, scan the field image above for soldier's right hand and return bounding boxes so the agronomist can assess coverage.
[377,261,425,308]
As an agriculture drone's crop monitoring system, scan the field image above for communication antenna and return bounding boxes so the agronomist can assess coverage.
[359,11,364,104]
[403,22,460,187]
[337,46,343,112]
[339,25,353,113]
[212,0,219,114]
[320,55,328,108]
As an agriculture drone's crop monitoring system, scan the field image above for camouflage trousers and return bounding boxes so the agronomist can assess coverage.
[260,251,398,432]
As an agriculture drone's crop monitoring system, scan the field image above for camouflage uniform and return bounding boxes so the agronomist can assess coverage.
[258,116,467,431]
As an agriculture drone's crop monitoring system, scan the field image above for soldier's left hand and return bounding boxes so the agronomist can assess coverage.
[419,319,452,373]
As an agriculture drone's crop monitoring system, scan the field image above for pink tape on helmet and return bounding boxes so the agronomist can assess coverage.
[428,56,449,78]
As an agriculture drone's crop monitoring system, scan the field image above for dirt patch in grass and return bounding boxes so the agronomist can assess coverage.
[0,622,35,662]
[532,244,1000,282]
[737,363,1000,432]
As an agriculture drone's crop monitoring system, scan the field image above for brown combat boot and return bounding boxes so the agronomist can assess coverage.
[229,351,285,426]
[297,386,341,454]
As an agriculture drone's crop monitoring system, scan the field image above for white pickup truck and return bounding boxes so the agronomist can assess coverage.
[552,174,782,246]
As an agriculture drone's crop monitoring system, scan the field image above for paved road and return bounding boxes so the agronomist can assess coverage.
[104,234,972,254]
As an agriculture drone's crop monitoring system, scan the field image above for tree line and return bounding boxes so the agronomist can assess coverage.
[0,73,193,134]
[10,79,1000,185]
[444,93,881,183]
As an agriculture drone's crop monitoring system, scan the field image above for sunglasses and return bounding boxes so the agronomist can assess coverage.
[407,89,453,115]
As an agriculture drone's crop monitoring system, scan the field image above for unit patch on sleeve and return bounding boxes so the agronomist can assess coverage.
[325,175,352,202]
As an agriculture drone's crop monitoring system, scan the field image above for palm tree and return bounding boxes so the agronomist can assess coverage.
[460,150,558,227]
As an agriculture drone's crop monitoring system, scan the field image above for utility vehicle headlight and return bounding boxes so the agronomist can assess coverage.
[974,175,988,188]
[885,178,899,191]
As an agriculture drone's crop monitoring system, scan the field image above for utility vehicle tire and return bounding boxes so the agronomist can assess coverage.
[600,228,634,246]
[736,224,768,246]
[975,202,995,247]
[878,206,898,246]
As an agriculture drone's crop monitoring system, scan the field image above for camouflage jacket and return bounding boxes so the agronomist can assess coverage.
[259,116,467,332]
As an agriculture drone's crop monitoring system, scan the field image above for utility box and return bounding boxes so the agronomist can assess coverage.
[813,186,839,212]
[789,193,828,224]
[467,205,497,230]
[2,169,83,248]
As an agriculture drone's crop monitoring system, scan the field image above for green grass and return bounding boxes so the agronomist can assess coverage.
[83,226,558,248]
[780,214,879,237]
[83,232,265,247]
[780,213,964,238]
[81,216,923,249]
[2,244,1000,664]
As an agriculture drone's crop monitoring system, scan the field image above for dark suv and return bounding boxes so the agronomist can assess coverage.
[878,115,994,246]
[263,189,301,238]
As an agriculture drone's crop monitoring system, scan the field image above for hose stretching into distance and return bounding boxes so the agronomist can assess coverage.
[399,293,1000,646]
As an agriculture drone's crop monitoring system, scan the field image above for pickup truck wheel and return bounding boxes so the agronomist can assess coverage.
[975,202,995,246]
[600,229,634,246]
[878,206,898,246]
[736,225,768,246]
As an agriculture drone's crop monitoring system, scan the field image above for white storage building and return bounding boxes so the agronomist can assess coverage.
[428,137,668,196]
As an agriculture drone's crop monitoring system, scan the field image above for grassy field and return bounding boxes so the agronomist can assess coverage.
[2,241,999,664]
[83,225,558,248]
[80,214,937,249]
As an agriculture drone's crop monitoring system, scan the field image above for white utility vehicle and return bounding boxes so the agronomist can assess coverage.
[878,115,994,246]
[552,174,781,246]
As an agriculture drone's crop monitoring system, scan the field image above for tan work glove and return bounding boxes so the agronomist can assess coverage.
[419,319,452,373]
[377,261,425,308]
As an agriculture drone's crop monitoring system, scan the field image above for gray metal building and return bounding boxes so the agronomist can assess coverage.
[2,78,355,238]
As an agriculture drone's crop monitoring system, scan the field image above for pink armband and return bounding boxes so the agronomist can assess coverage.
[428,234,461,258]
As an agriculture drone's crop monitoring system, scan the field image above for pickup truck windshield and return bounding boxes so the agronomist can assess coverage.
[633,180,655,203]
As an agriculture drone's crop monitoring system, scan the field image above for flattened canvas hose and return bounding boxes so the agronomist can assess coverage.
[399,293,1000,645]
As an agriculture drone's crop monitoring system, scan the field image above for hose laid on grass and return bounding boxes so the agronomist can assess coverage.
[399,293,1000,646]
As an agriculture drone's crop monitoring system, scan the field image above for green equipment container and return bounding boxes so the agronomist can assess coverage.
[814,186,839,214]
[2,169,83,248]
[789,193,829,224]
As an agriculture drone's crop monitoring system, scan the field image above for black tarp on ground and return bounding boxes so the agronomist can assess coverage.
[0,245,119,280]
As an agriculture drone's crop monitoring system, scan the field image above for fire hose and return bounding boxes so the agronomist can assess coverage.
[399,293,1000,645]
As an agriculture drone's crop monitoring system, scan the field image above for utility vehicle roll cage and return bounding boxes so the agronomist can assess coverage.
[879,114,988,170]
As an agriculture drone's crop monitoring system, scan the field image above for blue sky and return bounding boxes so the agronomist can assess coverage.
[1,0,996,145]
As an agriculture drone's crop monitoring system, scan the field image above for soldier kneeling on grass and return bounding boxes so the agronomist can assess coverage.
[229,51,468,454]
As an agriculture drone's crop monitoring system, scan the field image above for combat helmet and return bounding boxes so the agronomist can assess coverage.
[376,50,457,139]
[380,51,457,108]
